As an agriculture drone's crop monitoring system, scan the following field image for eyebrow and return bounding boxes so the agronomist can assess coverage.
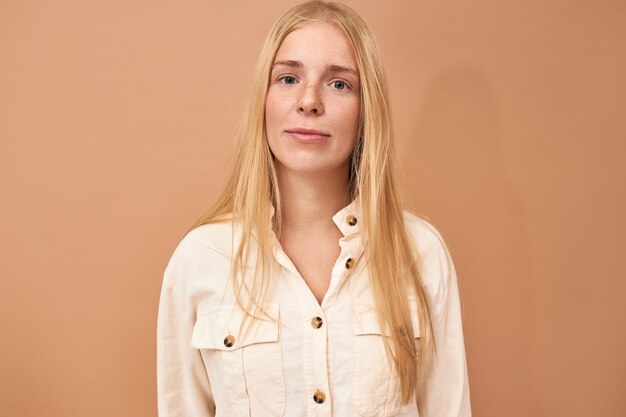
[272,60,359,78]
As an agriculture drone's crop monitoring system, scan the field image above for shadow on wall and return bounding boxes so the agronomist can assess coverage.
[401,67,533,417]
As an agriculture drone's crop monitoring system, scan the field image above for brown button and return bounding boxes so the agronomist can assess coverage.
[313,389,326,404]
[345,257,354,269]
[346,215,357,226]
[311,316,323,329]
[223,335,235,348]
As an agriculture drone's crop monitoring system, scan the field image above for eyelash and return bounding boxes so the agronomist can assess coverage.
[331,80,348,90]
[278,75,298,85]
[276,75,351,91]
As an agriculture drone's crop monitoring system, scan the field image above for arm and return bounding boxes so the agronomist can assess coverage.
[157,242,215,417]
[420,226,472,417]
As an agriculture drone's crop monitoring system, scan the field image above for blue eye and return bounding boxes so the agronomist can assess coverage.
[280,76,297,84]
[332,80,348,90]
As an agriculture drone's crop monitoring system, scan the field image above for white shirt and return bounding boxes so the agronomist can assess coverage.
[157,202,471,417]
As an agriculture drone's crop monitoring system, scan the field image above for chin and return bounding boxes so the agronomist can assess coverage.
[276,159,348,176]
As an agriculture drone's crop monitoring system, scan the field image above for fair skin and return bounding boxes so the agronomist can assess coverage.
[265,21,361,304]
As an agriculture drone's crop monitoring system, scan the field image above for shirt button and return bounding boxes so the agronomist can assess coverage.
[313,389,326,404]
[345,257,354,269]
[311,316,323,329]
[346,214,357,226]
[223,335,235,348]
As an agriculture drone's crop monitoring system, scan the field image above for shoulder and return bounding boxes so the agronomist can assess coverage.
[163,219,241,287]
[184,219,242,256]
[178,220,239,258]
[402,210,450,259]
[402,210,456,312]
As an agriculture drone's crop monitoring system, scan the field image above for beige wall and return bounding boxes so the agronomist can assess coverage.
[1,1,624,416]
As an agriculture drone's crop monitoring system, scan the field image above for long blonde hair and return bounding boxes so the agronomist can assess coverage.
[189,0,434,406]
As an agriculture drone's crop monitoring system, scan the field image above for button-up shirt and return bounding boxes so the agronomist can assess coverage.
[157,202,471,417]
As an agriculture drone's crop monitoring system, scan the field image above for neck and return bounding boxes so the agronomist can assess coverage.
[275,163,351,233]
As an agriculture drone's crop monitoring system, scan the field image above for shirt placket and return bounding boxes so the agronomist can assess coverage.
[272,207,362,417]
[272,243,332,416]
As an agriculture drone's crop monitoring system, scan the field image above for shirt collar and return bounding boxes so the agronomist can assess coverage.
[268,200,360,276]
[268,200,361,238]
[332,199,361,238]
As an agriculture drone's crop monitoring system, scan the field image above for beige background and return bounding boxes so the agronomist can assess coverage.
[1,1,625,416]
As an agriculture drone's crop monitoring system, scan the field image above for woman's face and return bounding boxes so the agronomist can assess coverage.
[265,22,361,176]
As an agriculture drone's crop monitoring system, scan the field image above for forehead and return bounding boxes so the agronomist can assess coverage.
[274,21,357,69]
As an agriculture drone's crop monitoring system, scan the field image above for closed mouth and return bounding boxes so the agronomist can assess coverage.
[285,128,331,136]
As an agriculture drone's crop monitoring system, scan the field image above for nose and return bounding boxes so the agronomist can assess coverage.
[297,84,324,115]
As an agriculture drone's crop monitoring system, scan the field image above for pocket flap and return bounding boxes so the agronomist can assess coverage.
[191,304,279,350]
[353,300,421,338]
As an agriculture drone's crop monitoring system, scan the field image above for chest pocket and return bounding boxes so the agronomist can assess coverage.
[352,299,421,417]
[192,304,285,417]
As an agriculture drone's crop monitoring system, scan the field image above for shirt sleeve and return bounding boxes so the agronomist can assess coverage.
[419,226,472,417]
[157,240,216,417]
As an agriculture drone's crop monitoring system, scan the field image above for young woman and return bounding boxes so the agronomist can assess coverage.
[157,1,471,416]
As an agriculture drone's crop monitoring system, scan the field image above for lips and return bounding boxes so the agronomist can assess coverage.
[285,128,331,143]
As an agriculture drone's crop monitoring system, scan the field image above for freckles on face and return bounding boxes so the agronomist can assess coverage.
[264,21,361,175]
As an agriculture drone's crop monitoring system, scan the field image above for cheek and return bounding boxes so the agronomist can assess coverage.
[264,98,274,128]
[265,93,284,131]
[351,102,361,134]
[264,94,284,155]
[339,98,361,139]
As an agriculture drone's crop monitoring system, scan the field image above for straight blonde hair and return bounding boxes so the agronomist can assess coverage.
[188,0,434,406]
